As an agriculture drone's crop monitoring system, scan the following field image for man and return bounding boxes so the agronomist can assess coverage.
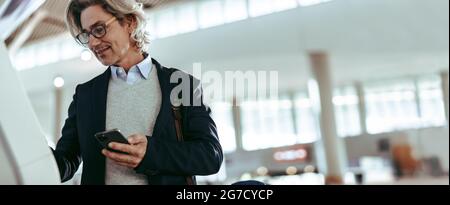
[52,0,223,185]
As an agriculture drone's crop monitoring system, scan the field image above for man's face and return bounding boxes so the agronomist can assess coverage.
[80,5,133,66]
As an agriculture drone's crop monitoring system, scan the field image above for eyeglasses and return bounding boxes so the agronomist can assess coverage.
[76,16,117,46]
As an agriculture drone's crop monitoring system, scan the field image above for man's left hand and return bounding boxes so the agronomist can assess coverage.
[102,134,148,168]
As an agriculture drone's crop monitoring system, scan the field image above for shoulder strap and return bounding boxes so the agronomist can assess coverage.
[168,68,195,185]
[172,106,184,142]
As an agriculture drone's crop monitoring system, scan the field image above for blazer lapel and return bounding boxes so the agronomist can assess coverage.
[92,68,111,142]
[90,68,110,185]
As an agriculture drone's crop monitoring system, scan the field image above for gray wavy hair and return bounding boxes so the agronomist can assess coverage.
[66,0,150,52]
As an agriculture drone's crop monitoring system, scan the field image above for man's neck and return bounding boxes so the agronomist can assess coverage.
[114,51,144,72]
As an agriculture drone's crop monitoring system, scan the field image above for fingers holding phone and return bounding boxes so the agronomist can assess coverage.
[98,131,148,168]
[102,148,142,168]
[95,129,129,154]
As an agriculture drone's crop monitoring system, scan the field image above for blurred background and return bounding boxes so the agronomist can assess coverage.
[1,0,449,185]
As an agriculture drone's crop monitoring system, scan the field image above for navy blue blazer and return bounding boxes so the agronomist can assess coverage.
[52,58,223,185]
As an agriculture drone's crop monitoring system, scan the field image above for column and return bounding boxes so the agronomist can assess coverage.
[355,81,368,135]
[232,97,244,152]
[309,52,347,184]
[53,77,64,144]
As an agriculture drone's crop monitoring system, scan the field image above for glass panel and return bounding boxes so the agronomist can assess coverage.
[333,86,361,137]
[155,8,178,38]
[224,0,248,23]
[241,96,297,151]
[364,79,420,134]
[298,0,332,7]
[295,92,320,143]
[417,75,446,127]
[210,101,236,153]
[176,2,198,33]
[198,0,224,28]
[248,0,273,17]
[272,0,298,12]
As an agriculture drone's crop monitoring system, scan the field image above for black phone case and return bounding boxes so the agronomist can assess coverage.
[95,129,130,154]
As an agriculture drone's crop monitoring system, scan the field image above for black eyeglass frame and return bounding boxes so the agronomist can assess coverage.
[75,16,117,46]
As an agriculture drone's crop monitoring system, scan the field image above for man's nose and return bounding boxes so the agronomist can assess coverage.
[88,35,101,49]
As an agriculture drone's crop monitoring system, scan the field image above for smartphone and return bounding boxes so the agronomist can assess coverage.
[95,129,130,154]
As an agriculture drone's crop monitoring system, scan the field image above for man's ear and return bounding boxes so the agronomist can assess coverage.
[125,15,137,33]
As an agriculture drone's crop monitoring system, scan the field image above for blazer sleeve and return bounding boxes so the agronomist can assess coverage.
[51,85,82,182]
[135,79,223,176]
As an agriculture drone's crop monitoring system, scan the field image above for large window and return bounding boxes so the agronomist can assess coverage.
[294,92,320,143]
[248,0,302,17]
[333,86,361,137]
[14,47,34,70]
[60,40,83,61]
[274,0,299,12]
[298,0,333,7]
[176,2,198,34]
[198,0,225,28]
[145,0,333,39]
[154,8,177,38]
[210,102,236,153]
[364,79,421,134]
[364,76,447,134]
[224,0,248,23]
[248,0,274,17]
[241,96,297,151]
[417,75,447,127]
[13,0,335,70]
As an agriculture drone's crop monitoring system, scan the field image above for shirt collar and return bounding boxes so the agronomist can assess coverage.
[110,53,152,80]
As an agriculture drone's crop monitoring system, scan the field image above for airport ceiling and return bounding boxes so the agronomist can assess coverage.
[4,0,179,47]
